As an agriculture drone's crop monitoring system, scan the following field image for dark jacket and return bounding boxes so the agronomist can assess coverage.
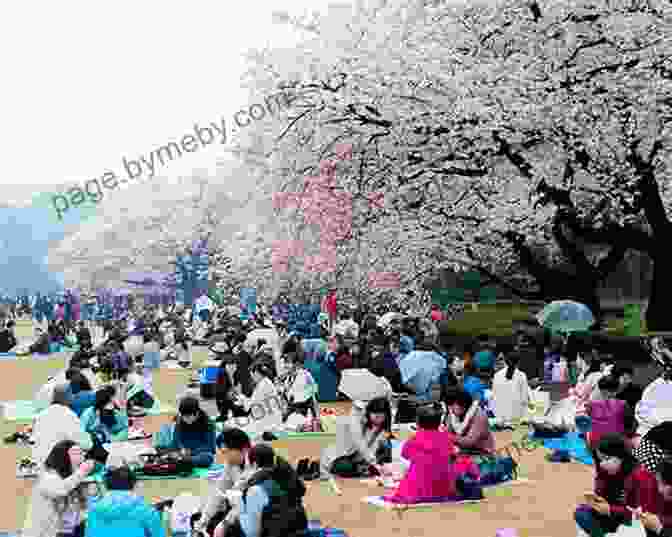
[243,476,308,537]
[616,383,644,412]
[234,350,254,398]
[0,329,16,352]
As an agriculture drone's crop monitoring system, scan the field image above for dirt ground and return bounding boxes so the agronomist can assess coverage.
[0,339,594,536]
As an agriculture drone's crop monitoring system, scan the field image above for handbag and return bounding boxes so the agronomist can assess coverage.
[138,451,194,477]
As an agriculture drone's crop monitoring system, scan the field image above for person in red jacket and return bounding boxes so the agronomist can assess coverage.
[574,433,659,537]
[635,458,672,536]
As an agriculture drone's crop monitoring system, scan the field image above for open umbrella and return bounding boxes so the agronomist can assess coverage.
[398,351,446,399]
[338,369,392,401]
[334,319,359,338]
[536,300,595,334]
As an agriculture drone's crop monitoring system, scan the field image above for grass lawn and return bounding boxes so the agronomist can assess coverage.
[442,302,646,337]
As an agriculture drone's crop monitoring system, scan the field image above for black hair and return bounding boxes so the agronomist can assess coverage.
[69,371,93,394]
[612,365,634,379]
[250,361,274,379]
[657,458,672,483]
[243,444,305,502]
[416,403,442,430]
[586,355,603,374]
[362,397,392,433]
[65,367,81,381]
[504,354,520,380]
[282,340,299,355]
[52,384,73,407]
[176,396,213,433]
[44,439,77,478]
[443,386,474,411]
[105,465,137,491]
[597,375,620,394]
[595,434,638,477]
[94,385,116,411]
[216,427,251,450]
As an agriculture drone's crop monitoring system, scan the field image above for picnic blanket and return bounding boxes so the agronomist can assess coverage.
[3,399,176,422]
[87,462,226,482]
[532,431,594,465]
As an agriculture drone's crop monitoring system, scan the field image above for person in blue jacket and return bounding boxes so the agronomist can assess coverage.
[155,396,216,467]
[80,385,129,463]
[66,369,96,417]
[85,462,165,537]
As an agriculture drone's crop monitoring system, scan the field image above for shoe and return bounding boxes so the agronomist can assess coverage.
[304,461,320,481]
[262,432,278,441]
[297,458,309,476]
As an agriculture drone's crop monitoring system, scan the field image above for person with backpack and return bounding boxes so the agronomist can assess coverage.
[214,444,308,537]
[193,428,253,537]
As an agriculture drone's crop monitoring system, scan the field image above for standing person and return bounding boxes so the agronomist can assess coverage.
[232,333,254,398]
[491,353,532,427]
[32,385,94,469]
[85,461,165,537]
[142,330,161,396]
[214,350,247,423]
[23,440,96,537]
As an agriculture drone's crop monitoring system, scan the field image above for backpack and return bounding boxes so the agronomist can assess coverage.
[256,480,308,537]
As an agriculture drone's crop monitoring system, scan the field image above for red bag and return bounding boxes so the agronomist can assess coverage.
[335,351,353,371]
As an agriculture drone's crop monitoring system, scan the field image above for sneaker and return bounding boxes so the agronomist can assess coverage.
[296,458,310,476]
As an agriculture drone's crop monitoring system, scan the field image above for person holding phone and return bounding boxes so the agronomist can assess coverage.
[23,440,96,537]
[574,434,659,537]
[80,386,129,464]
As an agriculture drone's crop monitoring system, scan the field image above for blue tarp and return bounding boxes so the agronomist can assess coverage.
[531,431,594,465]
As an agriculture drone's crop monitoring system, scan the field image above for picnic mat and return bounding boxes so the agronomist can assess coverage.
[532,432,594,465]
[362,478,533,509]
[87,462,226,482]
[2,399,176,422]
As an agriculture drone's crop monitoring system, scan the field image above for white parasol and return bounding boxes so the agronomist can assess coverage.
[377,312,403,329]
[338,369,392,402]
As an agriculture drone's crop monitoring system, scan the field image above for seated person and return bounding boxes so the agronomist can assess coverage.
[585,375,635,451]
[29,327,51,355]
[461,364,489,405]
[214,352,247,423]
[214,444,308,537]
[86,460,165,537]
[443,387,495,455]
[76,321,92,348]
[278,342,319,423]
[574,434,658,537]
[634,458,672,536]
[80,385,129,464]
[67,370,97,417]
[31,385,94,469]
[612,365,644,411]
[154,396,216,468]
[124,364,156,417]
[384,404,459,503]
[320,397,392,478]
[0,320,17,352]
[194,428,253,536]
[228,362,284,435]
[491,354,531,427]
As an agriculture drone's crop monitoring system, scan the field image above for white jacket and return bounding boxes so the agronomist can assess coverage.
[23,469,88,537]
[32,404,93,469]
[492,368,531,425]
[635,377,672,436]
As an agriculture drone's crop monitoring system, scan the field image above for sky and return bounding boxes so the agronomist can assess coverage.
[0,0,338,205]
[0,0,340,294]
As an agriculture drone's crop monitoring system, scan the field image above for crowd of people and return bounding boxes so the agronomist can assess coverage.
[8,299,672,537]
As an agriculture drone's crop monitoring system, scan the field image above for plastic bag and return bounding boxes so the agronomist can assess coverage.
[605,520,646,537]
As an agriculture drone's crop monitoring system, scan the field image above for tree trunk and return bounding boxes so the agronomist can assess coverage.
[645,250,672,331]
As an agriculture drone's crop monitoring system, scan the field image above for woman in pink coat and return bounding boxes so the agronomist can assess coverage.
[384,404,460,503]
